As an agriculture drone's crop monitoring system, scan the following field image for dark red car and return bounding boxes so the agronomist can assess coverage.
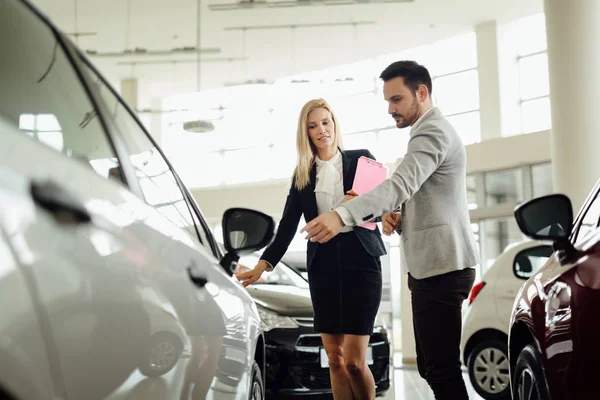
[509,181,600,400]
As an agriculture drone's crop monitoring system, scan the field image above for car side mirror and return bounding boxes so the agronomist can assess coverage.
[513,245,554,280]
[514,194,573,240]
[220,208,275,275]
[514,194,577,263]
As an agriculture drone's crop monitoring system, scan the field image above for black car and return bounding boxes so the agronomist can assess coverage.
[237,253,391,398]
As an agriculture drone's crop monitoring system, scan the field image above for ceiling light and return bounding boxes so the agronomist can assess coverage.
[183,119,215,133]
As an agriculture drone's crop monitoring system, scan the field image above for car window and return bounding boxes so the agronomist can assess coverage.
[513,245,554,280]
[0,1,122,182]
[81,63,210,249]
[574,191,600,243]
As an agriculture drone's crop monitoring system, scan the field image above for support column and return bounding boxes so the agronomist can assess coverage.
[475,21,503,141]
[544,0,600,211]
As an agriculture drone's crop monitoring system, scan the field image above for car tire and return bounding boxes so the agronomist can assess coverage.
[512,344,550,400]
[467,339,511,400]
[249,361,264,400]
[138,332,182,378]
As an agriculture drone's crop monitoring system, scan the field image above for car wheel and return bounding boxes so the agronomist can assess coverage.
[467,339,511,400]
[249,361,264,400]
[512,344,550,400]
[138,332,182,377]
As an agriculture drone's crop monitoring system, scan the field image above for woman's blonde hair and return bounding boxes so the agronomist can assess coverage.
[293,98,344,190]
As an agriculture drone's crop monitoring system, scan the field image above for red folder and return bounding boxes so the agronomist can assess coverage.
[351,156,389,230]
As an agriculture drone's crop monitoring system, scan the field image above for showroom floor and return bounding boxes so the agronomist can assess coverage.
[381,363,484,399]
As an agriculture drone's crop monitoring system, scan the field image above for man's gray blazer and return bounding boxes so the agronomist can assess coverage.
[339,107,480,279]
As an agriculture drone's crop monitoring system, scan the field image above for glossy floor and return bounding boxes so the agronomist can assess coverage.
[380,365,484,400]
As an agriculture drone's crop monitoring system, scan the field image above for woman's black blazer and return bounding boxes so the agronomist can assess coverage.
[261,149,387,269]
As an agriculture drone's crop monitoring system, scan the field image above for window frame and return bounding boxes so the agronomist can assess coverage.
[73,47,221,259]
[4,0,131,186]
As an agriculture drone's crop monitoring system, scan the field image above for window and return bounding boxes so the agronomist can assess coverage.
[484,168,524,206]
[433,70,480,116]
[223,147,271,185]
[376,127,410,164]
[446,111,481,146]
[574,192,600,243]
[516,13,551,133]
[0,1,121,181]
[466,175,478,210]
[162,31,479,188]
[513,245,553,280]
[531,163,553,197]
[83,63,211,248]
[343,131,377,151]
[518,53,550,100]
[482,217,524,270]
[521,97,551,134]
[516,14,547,56]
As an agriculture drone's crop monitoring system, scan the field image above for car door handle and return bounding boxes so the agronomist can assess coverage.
[187,265,208,287]
[30,179,91,223]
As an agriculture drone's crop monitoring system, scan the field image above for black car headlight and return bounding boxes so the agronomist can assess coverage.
[258,307,298,332]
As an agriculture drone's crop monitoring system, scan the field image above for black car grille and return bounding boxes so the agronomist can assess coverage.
[296,359,388,390]
[292,331,389,390]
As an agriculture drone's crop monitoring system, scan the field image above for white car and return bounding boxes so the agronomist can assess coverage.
[0,1,274,399]
[460,240,553,400]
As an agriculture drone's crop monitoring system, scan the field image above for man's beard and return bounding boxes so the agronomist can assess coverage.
[395,96,420,129]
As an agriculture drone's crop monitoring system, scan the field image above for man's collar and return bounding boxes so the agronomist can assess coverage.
[411,106,437,132]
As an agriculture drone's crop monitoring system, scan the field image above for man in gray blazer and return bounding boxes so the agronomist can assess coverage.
[302,60,479,400]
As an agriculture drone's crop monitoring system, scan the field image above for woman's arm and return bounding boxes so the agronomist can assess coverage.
[260,182,303,268]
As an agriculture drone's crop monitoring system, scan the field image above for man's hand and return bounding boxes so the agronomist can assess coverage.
[382,212,402,236]
[301,211,344,243]
[235,261,267,287]
[342,189,359,203]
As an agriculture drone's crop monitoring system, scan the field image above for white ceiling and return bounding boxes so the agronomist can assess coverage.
[30,0,543,109]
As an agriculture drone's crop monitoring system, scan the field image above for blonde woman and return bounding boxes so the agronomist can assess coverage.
[236,98,386,399]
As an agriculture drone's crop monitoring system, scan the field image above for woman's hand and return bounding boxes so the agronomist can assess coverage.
[342,189,359,203]
[235,260,268,287]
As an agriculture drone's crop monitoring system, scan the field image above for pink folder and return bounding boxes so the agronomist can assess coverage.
[351,156,389,230]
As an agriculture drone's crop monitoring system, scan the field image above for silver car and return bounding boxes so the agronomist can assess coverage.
[0,1,273,399]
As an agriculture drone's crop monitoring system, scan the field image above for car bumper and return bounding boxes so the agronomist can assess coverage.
[264,325,391,396]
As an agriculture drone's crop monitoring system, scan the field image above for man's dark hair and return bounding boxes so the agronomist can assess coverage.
[379,60,433,96]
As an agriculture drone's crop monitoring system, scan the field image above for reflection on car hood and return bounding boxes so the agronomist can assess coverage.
[245,285,313,317]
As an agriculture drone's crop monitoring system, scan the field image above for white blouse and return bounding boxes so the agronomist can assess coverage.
[314,151,353,233]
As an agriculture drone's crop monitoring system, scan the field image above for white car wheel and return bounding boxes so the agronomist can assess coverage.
[467,340,511,400]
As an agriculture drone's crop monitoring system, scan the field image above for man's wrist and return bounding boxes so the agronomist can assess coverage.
[334,206,354,227]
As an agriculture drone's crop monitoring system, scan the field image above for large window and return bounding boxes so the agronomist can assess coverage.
[163,32,480,188]
[484,168,524,206]
[470,163,553,273]
[517,13,551,134]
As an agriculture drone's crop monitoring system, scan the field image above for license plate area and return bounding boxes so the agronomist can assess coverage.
[320,346,373,368]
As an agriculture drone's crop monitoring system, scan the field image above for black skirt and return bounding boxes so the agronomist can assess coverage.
[308,231,382,335]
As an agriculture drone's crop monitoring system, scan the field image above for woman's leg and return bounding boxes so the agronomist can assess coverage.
[321,333,355,400]
[343,334,375,400]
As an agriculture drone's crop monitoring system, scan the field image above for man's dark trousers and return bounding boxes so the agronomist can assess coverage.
[408,268,476,400]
